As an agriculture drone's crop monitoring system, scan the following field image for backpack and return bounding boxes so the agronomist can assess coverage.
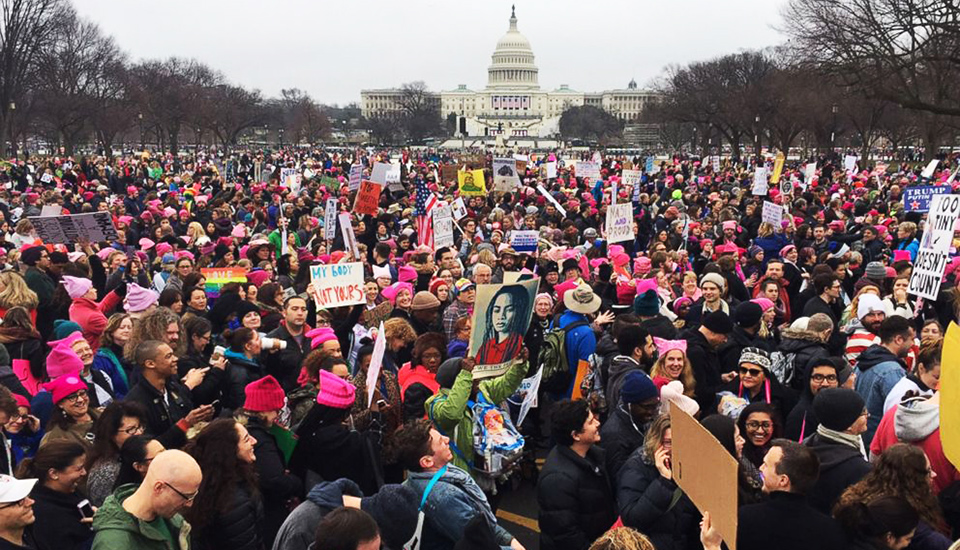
[768,351,797,386]
[471,392,524,480]
[539,320,590,395]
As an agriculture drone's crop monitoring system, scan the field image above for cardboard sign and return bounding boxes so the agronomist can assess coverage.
[908,247,949,300]
[761,201,783,227]
[433,203,454,249]
[671,406,739,550]
[711,155,721,173]
[468,278,540,379]
[804,162,817,183]
[770,153,785,184]
[605,203,633,243]
[546,161,557,179]
[751,167,768,196]
[621,169,642,187]
[200,267,247,298]
[441,164,459,184]
[940,322,960,468]
[366,322,386,407]
[843,155,858,173]
[281,167,300,194]
[575,161,601,181]
[349,164,362,191]
[458,169,487,196]
[29,211,119,244]
[310,261,365,309]
[353,180,382,216]
[452,197,468,220]
[509,230,539,253]
[924,194,960,252]
[493,158,520,191]
[324,198,338,240]
[921,159,940,179]
[338,212,360,260]
[903,185,950,212]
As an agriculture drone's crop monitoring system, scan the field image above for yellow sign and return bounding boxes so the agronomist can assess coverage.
[941,322,960,468]
[770,152,785,184]
[458,169,487,196]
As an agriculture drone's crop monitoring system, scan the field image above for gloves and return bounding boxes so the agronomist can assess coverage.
[114,281,128,298]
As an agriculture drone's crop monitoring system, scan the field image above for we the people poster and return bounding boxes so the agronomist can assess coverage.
[468,279,539,379]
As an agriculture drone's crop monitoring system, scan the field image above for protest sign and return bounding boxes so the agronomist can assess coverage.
[605,203,633,243]
[645,157,657,174]
[903,185,950,212]
[451,197,468,220]
[493,158,520,191]
[200,268,247,298]
[516,368,542,426]
[458,169,487,196]
[433,203,454,249]
[338,212,360,259]
[751,167,768,195]
[29,211,119,244]
[349,164,362,191]
[353,180,382,216]
[804,162,817,183]
[843,155,858,173]
[671,406,739,550]
[537,185,567,217]
[441,164,459,184]
[509,230,539,253]
[770,153,785,184]
[546,161,557,179]
[923,194,960,252]
[468,278,539,379]
[575,161,601,181]
[324,198,338,240]
[366,322,386,407]
[621,169,642,187]
[39,205,62,217]
[310,262,365,309]
[281,167,300,194]
[921,159,940,179]
[318,176,340,193]
[761,201,783,227]
[370,162,392,185]
[908,248,949,300]
[940,322,960,468]
[711,155,721,173]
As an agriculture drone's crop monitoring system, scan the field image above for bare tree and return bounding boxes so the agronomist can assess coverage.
[397,81,442,143]
[207,85,265,150]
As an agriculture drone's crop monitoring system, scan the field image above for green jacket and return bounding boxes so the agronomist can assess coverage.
[425,361,527,475]
[92,484,191,550]
[268,229,301,259]
[23,267,54,308]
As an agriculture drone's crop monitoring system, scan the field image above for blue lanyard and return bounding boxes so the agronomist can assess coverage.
[419,464,448,511]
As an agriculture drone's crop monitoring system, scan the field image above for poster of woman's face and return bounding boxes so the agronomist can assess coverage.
[468,278,539,379]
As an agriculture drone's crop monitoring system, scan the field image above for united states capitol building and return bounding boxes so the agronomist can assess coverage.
[360,7,658,142]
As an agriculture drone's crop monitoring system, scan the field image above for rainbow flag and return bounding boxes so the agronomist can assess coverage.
[201,267,247,298]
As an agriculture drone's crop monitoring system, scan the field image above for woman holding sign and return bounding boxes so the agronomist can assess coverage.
[476,285,530,365]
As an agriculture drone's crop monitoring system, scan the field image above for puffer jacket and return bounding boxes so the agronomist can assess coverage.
[778,327,830,391]
[537,444,616,550]
[92,483,190,550]
[615,449,699,550]
[245,422,302,546]
[223,351,266,413]
[598,403,645,479]
[191,483,264,550]
[605,355,643,411]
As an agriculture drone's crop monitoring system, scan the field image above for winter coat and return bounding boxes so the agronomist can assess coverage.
[615,450,699,550]
[68,293,122,351]
[854,344,907,447]
[288,408,383,496]
[92,483,190,550]
[778,327,831,392]
[223,351,265,413]
[92,345,131,399]
[124,378,194,450]
[598,404,645,479]
[804,432,872,515]
[174,350,225,408]
[537,445,616,550]
[719,371,797,420]
[261,323,312,392]
[736,491,845,550]
[30,484,94,550]
[558,310,596,398]
[605,355,643,411]
[191,483,264,550]
[245,422,302,546]
[680,327,724,415]
[3,336,46,392]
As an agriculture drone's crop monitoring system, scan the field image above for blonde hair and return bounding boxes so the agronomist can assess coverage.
[642,415,672,466]
[477,249,497,268]
[100,313,131,348]
[186,222,205,241]
[588,527,656,550]
[757,222,774,238]
[0,271,38,310]
[650,349,696,397]
[383,317,417,344]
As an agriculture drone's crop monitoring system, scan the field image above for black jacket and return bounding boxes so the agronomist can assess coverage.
[778,327,831,391]
[262,323,311,392]
[681,327,723,415]
[737,491,845,550]
[639,315,678,340]
[598,404,645,479]
[29,484,93,550]
[246,422,302,547]
[289,408,383,496]
[804,433,872,514]
[537,445,616,550]
[124,378,194,450]
[192,483,264,550]
[605,355,643,411]
[615,450,699,550]
[718,325,771,375]
[223,354,266,413]
[176,350,225,407]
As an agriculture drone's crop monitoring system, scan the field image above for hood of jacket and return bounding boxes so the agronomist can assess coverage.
[780,328,825,349]
[92,483,186,539]
[856,344,903,372]
[805,433,866,470]
[595,333,619,360]
[894,396,940,443]
[608,355,642,384]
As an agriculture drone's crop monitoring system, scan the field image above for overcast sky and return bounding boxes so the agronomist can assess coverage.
[72,0,788,105]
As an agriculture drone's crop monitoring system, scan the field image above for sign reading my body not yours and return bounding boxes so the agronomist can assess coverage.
[310,262,365,309]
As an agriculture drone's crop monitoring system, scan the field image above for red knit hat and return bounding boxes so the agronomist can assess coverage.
[243,375,285,412]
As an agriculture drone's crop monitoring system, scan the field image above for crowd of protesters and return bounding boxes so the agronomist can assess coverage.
[0,147,958,550]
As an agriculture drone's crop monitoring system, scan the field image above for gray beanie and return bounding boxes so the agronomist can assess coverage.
[864,261,887,281]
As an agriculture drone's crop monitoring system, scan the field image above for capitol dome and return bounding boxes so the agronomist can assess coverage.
[486,6,539,90]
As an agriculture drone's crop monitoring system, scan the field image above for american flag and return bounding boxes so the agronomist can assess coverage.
[415,176,438,249]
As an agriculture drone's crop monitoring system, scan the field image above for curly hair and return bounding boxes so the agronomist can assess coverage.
[834,443,944,531]
[383,317,417,345]
[588,527,656,550]
[183,419,259,532]
[411,332,447,369]
[124,307,183,361]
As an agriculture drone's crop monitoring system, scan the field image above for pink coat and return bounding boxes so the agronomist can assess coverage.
[68,291,122,350]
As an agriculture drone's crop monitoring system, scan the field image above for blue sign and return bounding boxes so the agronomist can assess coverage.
[903,185,950,212]
[645,157,655,173]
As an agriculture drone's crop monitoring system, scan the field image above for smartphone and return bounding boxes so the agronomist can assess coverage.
[211,346,226,361]
[209,399,220,409]
[77,499,94,519]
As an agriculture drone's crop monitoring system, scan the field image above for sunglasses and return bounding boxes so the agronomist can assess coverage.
[739,367,764,377]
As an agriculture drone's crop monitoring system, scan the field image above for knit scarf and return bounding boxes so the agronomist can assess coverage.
[816,424,866,459]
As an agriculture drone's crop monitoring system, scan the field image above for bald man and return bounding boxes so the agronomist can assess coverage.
[92,450,202,550]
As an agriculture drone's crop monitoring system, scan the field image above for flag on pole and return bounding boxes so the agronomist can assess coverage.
[415,176,438,249]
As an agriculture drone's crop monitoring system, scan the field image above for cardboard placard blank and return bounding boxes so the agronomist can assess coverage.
[670,406,738,550]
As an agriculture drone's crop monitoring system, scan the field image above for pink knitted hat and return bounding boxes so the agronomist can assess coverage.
[397,265,417,283]
[44,374,88,404]
[315,370,355,409]
[61,276,92,300]
[243,376,286,412]
[307,327,338,350]
[125,283,160,313]
[45,345,84,380]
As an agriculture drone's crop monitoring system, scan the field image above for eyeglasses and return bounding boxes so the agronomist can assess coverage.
[162,481,198,502]
[119,424,144,436]
[0,497,29,509]
[739,367,763,377]
[745,421,772,431]
[810,374,838,383]
[65,390,88,404]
